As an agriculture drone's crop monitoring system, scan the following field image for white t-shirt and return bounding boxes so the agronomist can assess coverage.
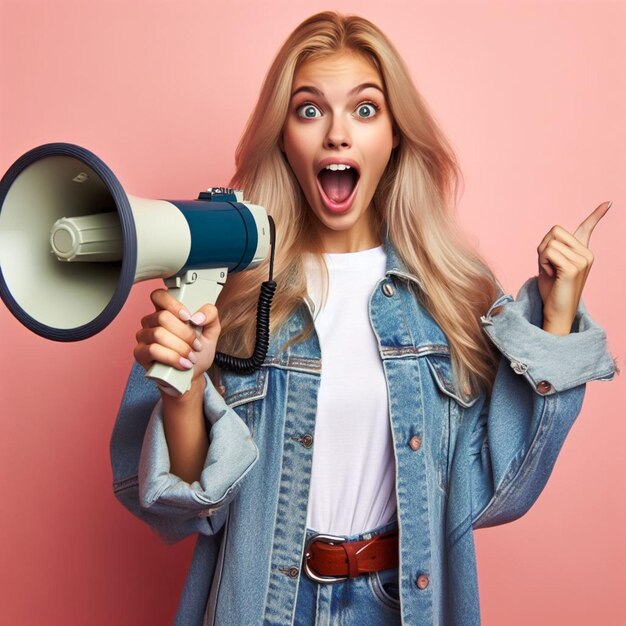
[305,246,397,536]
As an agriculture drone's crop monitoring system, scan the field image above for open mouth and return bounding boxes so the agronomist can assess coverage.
[316,163,360,212]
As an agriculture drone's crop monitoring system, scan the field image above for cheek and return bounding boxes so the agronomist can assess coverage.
[367,128,395,176]
[284,136,312,182]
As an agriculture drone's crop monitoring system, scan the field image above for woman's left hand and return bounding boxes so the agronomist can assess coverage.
[537,201,611,335]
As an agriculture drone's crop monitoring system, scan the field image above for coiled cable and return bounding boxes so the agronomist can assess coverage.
[214,216,276,374]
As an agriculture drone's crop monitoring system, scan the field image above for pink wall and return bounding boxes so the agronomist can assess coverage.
[1,1,624,625]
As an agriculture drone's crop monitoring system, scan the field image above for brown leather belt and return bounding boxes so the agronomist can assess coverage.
[303,528,399,583]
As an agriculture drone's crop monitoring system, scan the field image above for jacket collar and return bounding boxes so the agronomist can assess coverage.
[383,237,425,291]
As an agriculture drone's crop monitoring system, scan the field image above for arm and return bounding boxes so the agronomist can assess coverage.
[134,289,218,484]
[161,376,209,484]
[468,277,615,529]
[468,201,615,526]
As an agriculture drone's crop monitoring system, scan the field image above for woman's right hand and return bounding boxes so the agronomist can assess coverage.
[133,288,221,396]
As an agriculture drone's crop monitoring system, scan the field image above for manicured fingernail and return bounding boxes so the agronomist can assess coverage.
[179,308,191,321]
[187,352,197,364]
[179,357,194,369]
[606,200,613,210]
[192,338,203,351]
[191,312,206,325]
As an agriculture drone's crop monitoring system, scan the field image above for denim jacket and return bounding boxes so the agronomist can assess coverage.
[110,245,615,626]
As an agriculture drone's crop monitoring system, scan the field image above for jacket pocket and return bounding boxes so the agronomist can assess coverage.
[424,354,478,409]
[220,367,269,436]
[424,354,479,494]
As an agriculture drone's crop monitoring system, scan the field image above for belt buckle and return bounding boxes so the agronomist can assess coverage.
[303,533,347,584]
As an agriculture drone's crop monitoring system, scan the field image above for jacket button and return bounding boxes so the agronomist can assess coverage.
[416,574,429,589]
[301,434,313,448]
[288,567,299,578]
[408,435,421,451]
[510,361,527,375]
[382,282,395,297]
[536,380,552,394]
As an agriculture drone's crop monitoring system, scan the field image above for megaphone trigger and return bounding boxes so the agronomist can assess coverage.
[145,268,228,395]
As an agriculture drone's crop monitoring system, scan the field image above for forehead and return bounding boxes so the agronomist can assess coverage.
[292,52,383,92]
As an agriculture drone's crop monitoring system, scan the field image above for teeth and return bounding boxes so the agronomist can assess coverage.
[325,164,351,171]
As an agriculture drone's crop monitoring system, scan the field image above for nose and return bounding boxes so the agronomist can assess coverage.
[324,115,351,150]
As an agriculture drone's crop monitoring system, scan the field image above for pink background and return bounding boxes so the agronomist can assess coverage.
[1,1,624,624]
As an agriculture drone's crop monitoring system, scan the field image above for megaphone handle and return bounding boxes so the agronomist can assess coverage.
[145,268,228,395]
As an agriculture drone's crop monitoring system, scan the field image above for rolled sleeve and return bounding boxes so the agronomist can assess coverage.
[480,276,616,393]
[138,377,259,513]
[111,364,258,544]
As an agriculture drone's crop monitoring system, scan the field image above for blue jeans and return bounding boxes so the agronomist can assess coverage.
[294,521,402,625]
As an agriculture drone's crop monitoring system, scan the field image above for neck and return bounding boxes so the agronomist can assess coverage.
[320,234,382,253]
[311,213,381,253]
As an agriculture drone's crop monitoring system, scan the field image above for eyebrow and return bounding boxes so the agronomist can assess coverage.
[290,82,385,99]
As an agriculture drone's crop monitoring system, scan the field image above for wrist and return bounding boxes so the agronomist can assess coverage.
[542,317,573,336]
[160,374,207,408]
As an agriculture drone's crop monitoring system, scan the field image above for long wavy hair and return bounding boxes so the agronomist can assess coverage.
[217,11,500,396]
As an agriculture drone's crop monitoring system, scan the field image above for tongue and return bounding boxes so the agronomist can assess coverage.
[318,169,356,203]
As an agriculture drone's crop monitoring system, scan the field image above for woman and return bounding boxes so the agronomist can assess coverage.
[110,12,615,626]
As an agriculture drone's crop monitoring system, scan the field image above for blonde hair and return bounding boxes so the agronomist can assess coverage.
[217,11,500,395]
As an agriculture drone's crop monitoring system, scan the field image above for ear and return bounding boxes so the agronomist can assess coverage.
[392,126,400,149]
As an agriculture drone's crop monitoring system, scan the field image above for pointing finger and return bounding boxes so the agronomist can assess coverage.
[573,200,612,246]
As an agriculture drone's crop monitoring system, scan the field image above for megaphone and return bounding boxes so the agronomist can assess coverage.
[0,143,275,394]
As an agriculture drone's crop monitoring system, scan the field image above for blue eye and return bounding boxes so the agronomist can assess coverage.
[356,103,378,118]
[297,104,322,119]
